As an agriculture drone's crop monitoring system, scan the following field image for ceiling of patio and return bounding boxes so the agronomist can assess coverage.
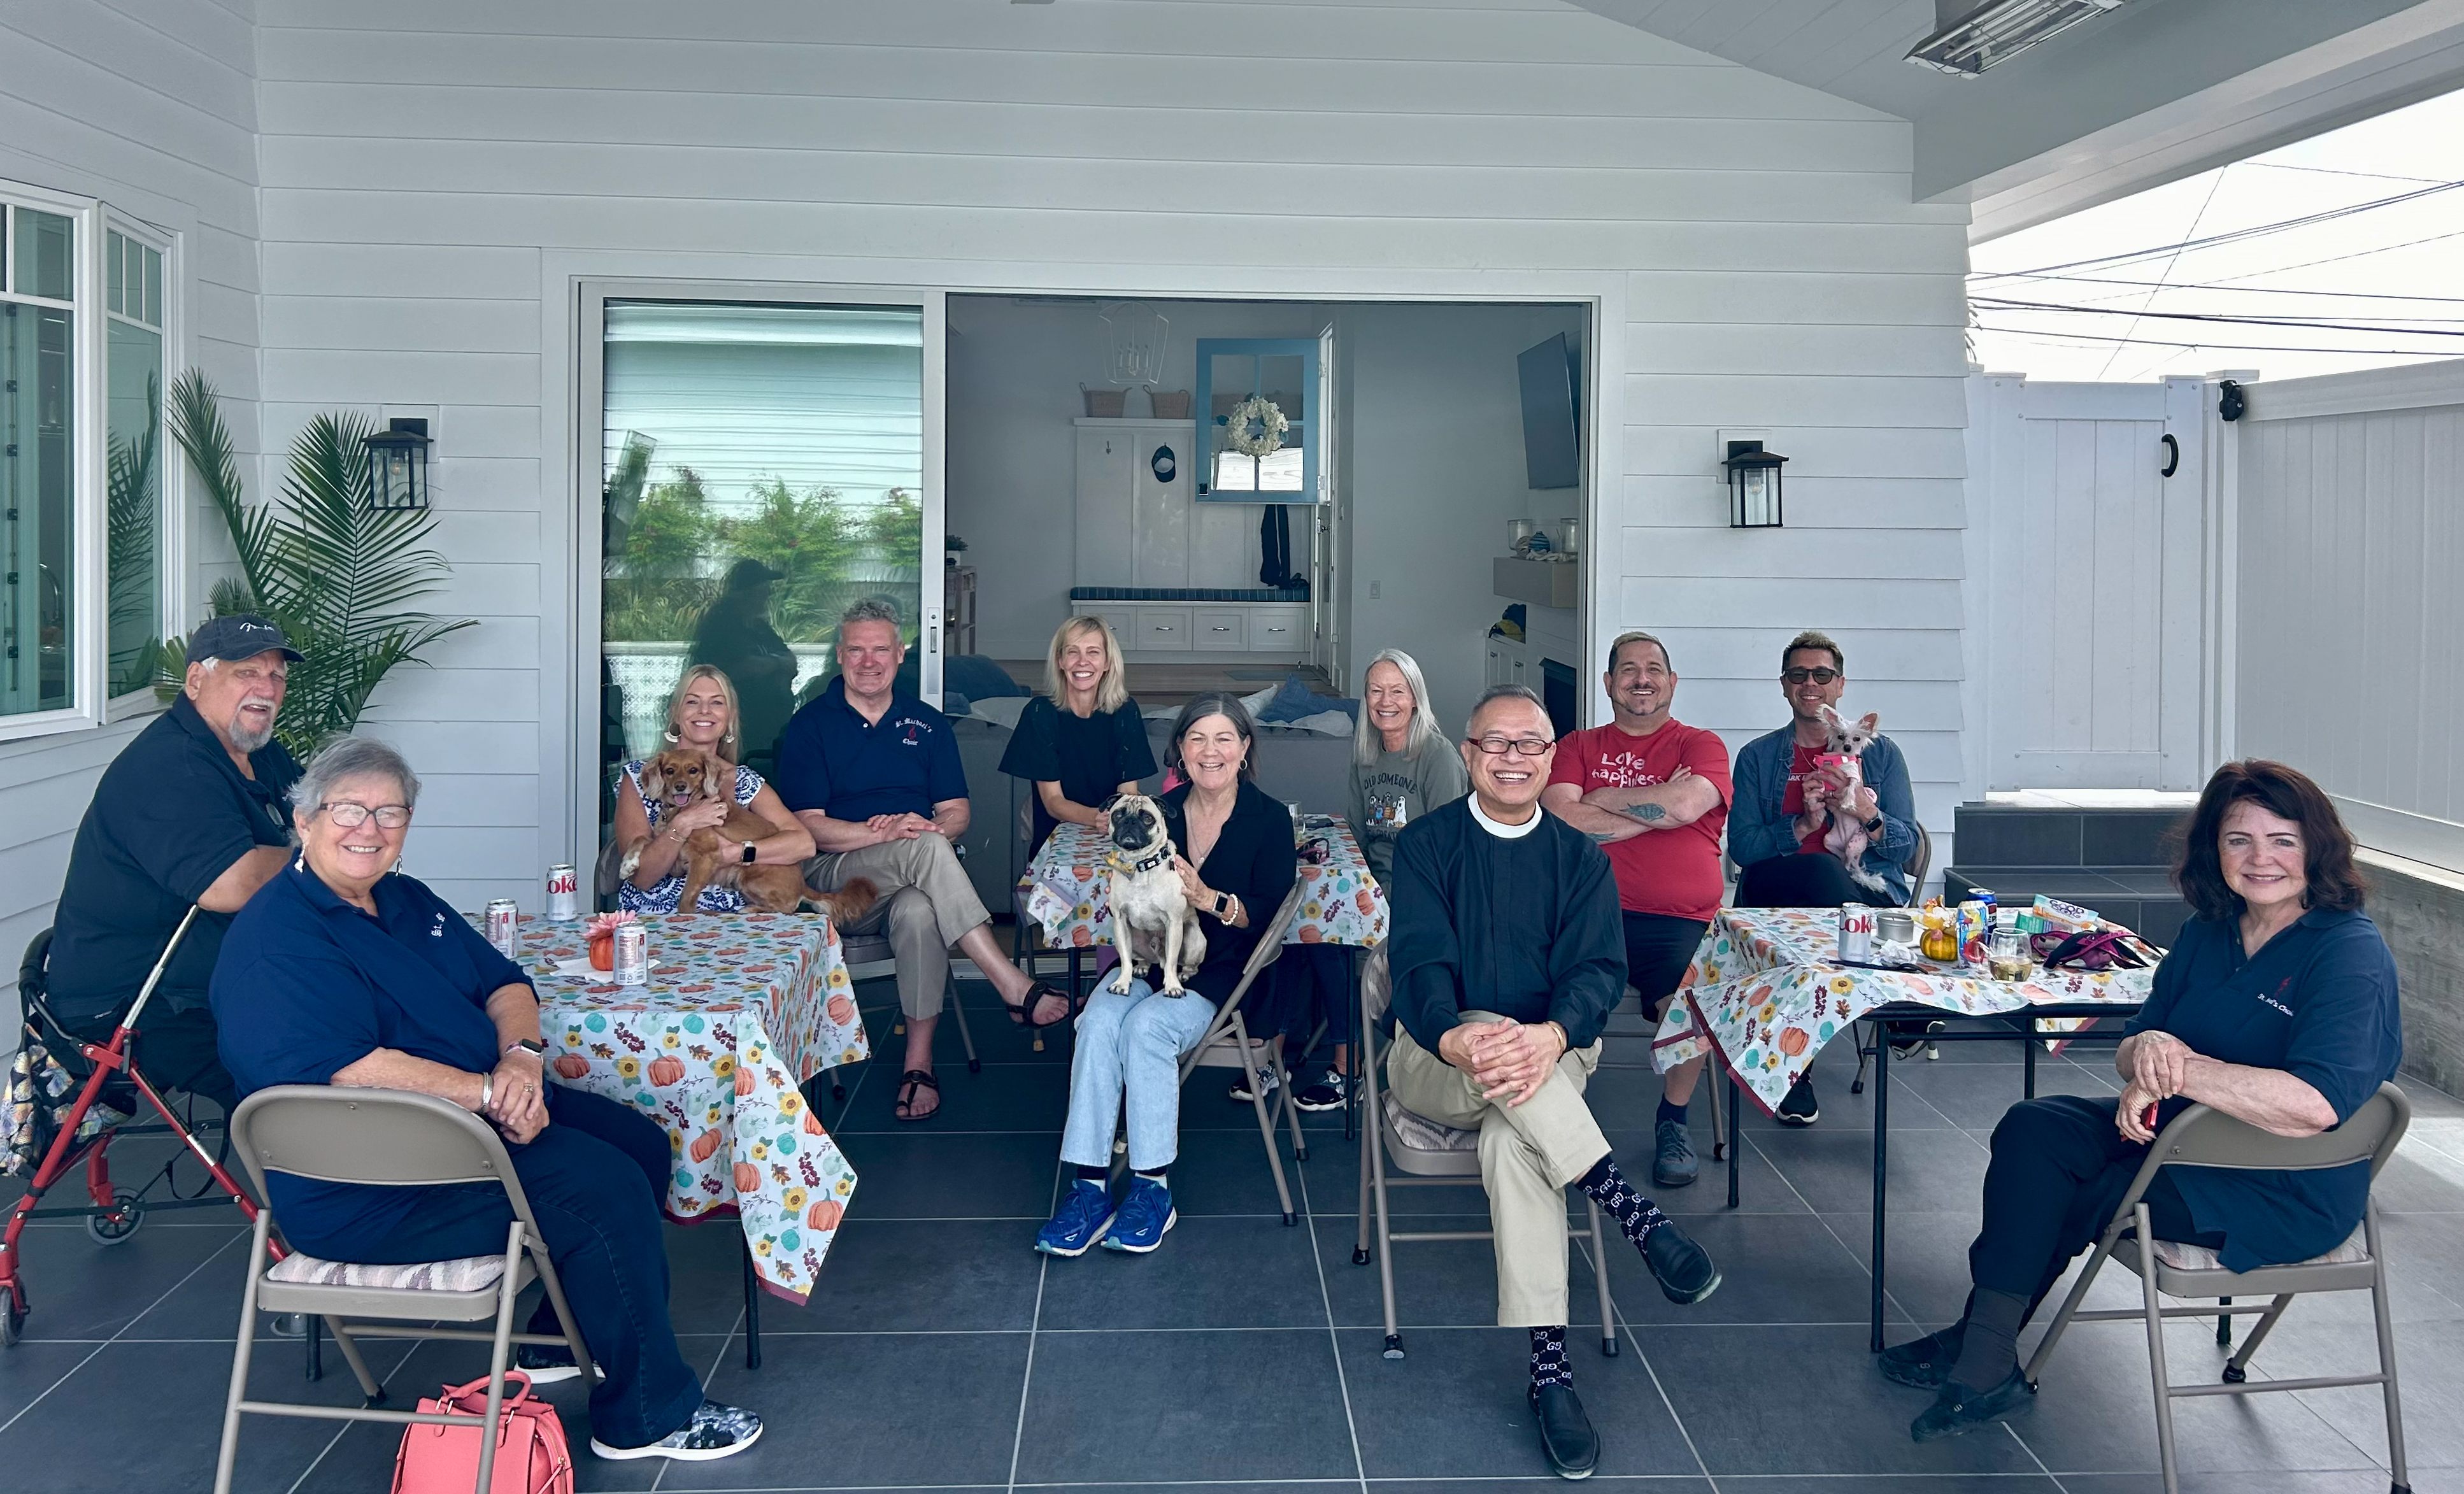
[1556,0,2464,237]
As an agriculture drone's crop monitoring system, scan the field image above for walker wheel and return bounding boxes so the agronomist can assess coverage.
[85,1190,144,1246]
[1,1296,24,1348]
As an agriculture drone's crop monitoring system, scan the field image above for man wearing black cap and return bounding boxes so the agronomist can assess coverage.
[691,558,798,769]
[43,615,306,1110]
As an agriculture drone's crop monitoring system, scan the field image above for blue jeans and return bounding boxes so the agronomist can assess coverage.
[280,1085,705,1451]
[1060,978,1217,1172]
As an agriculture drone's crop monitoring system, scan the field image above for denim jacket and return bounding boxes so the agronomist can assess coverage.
[1727,725,1917,902]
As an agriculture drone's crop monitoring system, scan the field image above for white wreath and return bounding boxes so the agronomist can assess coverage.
[1225,395,1289,459]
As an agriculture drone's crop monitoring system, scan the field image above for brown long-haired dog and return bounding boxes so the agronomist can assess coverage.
[625,747,878,925]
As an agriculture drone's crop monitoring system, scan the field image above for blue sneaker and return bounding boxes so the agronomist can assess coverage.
[1035,1179,1116,1256]
[1099,1176,1177,1254]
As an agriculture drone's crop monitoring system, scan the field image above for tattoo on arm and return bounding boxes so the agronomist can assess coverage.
[1626,802,1667,822]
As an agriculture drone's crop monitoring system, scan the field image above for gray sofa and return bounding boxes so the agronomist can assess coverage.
[949,716,1357,914]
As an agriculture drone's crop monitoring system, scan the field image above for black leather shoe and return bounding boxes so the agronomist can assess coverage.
[1529,1382,1600,1479]
[1879,1325,1965,1390]
[1642,1221,1722,1305]
[1909,1367,2035,1442]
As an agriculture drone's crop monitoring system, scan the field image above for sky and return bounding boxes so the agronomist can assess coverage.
[1966,87,2464,383]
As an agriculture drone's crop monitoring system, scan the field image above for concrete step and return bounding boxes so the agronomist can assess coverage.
[1953,802,2190,870]
[1943,865,2188,949]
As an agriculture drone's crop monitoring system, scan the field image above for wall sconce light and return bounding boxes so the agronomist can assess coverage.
[365,418,431,511]
[1723,439,1787,528]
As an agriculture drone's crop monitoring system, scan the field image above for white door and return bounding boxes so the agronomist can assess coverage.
[1965,375,2208,791]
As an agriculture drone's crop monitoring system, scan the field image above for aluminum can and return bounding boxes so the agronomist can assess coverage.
[1956,900,1991,966]
[614,923,649,986]
[546,863,579,922]
[484,899,520,959]
[1837,904,1876,964]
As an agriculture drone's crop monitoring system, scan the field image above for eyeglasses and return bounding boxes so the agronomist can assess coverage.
[1781,667,1841,685]
[321,802,412,829]
[1469,736,1553,758]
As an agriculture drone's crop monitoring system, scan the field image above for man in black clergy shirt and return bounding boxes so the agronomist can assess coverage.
[1385,684,1723,1481]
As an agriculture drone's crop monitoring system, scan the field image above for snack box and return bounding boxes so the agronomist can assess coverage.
[2032,893,2102,932]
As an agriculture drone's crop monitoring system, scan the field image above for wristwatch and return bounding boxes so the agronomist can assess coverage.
[505,1039,546,1059]
[1212,890,1232,917]
[740,839,758,865]
[1862,815,1884,835]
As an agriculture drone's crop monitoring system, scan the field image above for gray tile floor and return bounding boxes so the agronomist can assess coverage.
[7,977,2463,1493]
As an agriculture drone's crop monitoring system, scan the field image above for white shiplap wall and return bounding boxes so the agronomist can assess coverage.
[0,0,261,1029]
[247,0,1976,904]
[2235,359,2464,867]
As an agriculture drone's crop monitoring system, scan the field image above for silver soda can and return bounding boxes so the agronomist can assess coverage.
[614,923,649,986]
[546,863,579,922]
[1837,904,1876,964]
[484,899,520,959]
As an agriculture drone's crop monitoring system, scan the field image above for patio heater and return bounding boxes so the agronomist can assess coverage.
[1906,0,2132,76]
[364,417,432,511]
[1723,440,1787,529]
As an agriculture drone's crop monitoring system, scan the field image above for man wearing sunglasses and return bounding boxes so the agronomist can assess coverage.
[1727,631,1919,1124]
[1539,631,1732,1188]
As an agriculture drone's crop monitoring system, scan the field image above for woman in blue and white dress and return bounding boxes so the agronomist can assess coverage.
[613,665,815,914]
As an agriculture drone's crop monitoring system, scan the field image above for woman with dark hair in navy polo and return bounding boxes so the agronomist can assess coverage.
[1880,759,2401,1442]
[210,737,762,1465]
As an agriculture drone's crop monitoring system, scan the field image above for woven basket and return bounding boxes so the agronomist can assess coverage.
[1080,385,1127,418]
[1148,389,1192,418]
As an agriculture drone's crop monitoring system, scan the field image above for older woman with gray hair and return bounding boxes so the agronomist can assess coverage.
[209,737,763,1465]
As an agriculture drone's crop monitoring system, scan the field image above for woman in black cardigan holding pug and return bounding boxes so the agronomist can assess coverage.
[1034,694,1297,1259]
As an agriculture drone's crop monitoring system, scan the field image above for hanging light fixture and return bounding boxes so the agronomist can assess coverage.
[1099,301,1168,387]
[365,418,432,511]
[1907,0,2130,76]
[1723,440,1788,529]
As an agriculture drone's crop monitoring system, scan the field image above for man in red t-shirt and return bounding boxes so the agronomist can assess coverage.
[1541,631,1731,1188]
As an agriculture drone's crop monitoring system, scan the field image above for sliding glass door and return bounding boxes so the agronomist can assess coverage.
[597,299,932,806]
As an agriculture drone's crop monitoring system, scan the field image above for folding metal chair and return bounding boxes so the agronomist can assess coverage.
[213,1086,594,1494]
[1848,820,1939,1092]
[2023,1083,2414,1494]
[1114,883,1309,1222]
[1598,982,1728,1159]
[1350,946,1618,1362]
[841,932,978,1090]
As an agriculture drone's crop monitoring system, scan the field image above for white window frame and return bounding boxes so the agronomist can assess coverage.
[100,208,182,722]
[0,177,183,743]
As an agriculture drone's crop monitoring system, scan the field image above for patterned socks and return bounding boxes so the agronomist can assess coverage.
[1528,1325,1572,1391]
[1578,1156,1669,1248]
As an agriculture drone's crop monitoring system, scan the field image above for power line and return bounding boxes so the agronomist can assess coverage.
[1971,297,2464,336]
[1973,178,2464,280]
[2198,226,2464,285]
[1974,324,2454,356]
[1971,273,2464,306]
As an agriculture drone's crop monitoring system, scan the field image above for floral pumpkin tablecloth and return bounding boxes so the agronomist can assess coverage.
[1650,907,2154,1114]
[1020,818,1389,950]
[502,911,865,1303]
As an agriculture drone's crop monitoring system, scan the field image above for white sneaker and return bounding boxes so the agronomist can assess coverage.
[1228,1067,1281,1103]
[592,1400,763,1462]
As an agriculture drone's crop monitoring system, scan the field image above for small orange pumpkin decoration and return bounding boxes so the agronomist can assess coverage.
[648,1055,685,1088]
[552,1055,589,1080]
[732,1162,759,1195]
[802,1109,828,1136]
[689,1128,722,1163]
[1298,924,1323,944]
[1354,889,1376,915]
[733,1066,756,1097]
[587,932,615,971]
[1777,1027,1811,1057]
[826,994,856,1027]
[805,1198,843,1232]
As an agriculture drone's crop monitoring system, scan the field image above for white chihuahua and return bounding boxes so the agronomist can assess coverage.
[1805,704,1893,897]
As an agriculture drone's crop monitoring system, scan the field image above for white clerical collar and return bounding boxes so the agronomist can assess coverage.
[1469,795,1541,839]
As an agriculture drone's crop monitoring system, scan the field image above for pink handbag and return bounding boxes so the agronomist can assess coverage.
[390,1370,574,1494]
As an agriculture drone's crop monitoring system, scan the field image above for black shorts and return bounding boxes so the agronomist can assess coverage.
[1622,911,1709,1018]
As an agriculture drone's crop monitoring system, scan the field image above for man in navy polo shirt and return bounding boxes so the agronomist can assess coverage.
[45,615,306,1109]
[774,599,1070,1121]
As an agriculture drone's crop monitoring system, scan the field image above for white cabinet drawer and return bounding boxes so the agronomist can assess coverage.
[1193,609,1247,650]
[1132,607,1193,651]
[1248,604,1306,651]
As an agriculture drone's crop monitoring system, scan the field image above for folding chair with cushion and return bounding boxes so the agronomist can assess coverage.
[1121,883,1310,1223]
[1350,946,1618,1362]
[2022,1083,2414,1494]
[213,1086,595,1494]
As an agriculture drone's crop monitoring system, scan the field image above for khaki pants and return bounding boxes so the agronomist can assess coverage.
[1385,1013,1610,1328]
[806,834,992,1021]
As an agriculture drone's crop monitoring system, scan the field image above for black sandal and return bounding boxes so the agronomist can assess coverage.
[1001,980,1074,1030]
[892,1069,939,1123]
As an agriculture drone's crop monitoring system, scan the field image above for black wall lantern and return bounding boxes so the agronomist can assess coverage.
[365,417,432,511]
[1723,439,1788,529]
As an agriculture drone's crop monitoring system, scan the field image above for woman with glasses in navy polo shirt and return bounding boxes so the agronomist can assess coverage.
[210,737,763,1465]
[1880,760,2401,1444]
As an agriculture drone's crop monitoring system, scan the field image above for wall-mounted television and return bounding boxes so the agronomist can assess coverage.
[1516,332,1581,490]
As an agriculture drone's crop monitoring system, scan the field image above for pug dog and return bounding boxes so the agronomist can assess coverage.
[1104,793,1206,996]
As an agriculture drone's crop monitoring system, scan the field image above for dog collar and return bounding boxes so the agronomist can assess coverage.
[1114,846,1173,874]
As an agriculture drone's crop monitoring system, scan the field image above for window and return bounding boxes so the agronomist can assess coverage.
[0,183,179,740]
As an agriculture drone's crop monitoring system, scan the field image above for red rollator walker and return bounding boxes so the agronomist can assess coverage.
[3,909,269,1346]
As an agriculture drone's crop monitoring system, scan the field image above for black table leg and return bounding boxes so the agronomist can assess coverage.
[1726,1075,1741,1209]
[1342,946,1358,1144]
[1871,1022,1890,1353]
[741,1237,762,1370]
[2023,1025,2038,1099]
